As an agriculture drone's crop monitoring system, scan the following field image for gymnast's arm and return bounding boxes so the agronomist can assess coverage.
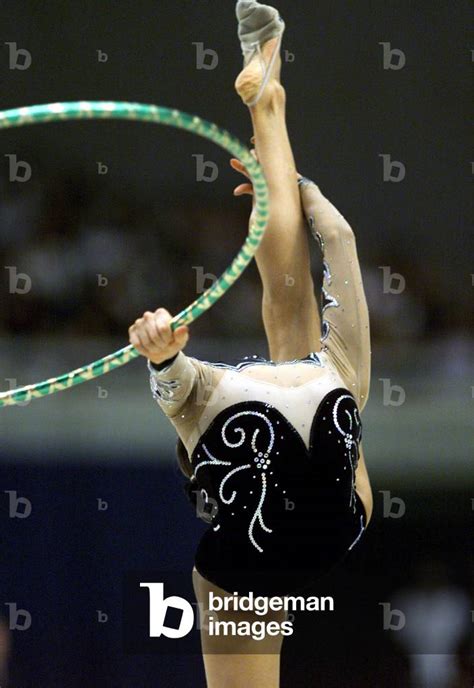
[128,307,212,420]
[298,181,373,523]
[298,179,371,412]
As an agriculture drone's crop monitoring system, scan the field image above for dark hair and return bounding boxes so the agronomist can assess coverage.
[176,437,193,479]
[176,437,198,509]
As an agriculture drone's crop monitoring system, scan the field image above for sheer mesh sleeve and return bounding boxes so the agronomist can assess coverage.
[298,178,371,411]
[147,351,219,432]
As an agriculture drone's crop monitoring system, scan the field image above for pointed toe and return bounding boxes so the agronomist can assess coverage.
[236,1,257,20]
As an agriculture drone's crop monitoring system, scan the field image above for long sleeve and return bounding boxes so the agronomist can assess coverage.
[147,351,198,419]
[298,178,371,411]
[147,350,222,456]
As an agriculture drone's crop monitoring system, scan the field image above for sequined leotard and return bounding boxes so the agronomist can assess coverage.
[147,179,371,596]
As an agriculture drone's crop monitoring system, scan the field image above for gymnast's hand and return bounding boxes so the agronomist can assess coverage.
[128,308,190,366]
[230,143,258,198]
[230,140,301,198]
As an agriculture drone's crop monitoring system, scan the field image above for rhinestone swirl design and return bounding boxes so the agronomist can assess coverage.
[197,410,276,553]
[307,214,340,346]
[332,394,362,512]
[149,375,181,404]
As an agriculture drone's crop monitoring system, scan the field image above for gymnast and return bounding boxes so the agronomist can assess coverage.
[128,1,373,685]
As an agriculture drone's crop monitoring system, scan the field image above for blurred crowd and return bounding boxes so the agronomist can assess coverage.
[0,170,471,343]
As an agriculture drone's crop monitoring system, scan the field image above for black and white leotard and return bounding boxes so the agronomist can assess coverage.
[147,179,371,596]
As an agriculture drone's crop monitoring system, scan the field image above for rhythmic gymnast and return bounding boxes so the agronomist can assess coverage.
[128,2,373,686]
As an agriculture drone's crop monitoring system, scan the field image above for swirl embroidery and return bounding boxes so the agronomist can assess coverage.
[332,394,362,512]
[307,215,339,346]
[197,410,276,554]
[149,375,181,404]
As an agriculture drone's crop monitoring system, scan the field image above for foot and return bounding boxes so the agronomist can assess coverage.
[235,36,283,108]
[234,1,285,108]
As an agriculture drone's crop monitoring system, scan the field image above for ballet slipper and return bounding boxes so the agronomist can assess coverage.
[235,0,286,107]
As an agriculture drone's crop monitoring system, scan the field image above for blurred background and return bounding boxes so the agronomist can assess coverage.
[0,0,472,686]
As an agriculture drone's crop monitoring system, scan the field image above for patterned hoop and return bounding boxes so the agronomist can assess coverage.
[0,101,269,407]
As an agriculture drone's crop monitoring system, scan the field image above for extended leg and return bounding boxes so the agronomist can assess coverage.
[251,87,321,361]
[234,10,322,361]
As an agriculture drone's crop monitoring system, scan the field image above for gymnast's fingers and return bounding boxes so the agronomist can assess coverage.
[230,149,258,177]
[142,310,162,345]
[233,183,254,196]
[173,324,190,346]
[128,327,148,355]
[152,308,174,347]
[136,317,154,349]
[230,158,251,180]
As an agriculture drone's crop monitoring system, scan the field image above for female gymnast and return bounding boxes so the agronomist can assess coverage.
[128,2,373,685]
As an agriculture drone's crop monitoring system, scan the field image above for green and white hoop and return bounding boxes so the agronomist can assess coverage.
[0,101,269,408]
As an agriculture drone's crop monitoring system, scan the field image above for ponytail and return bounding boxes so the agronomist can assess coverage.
[175,437,198,509]
[175,436,193,479]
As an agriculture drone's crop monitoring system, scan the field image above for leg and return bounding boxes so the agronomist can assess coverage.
[192,567,286,688]
[252,89,322,361]
[234,35,322,361]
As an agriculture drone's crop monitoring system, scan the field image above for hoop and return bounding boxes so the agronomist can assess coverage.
[0,101,269,407]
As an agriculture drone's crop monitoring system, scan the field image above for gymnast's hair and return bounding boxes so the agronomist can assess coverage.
[176,436,193,479]
[175,436,200,508]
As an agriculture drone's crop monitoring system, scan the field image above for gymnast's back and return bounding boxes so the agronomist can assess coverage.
[144,180,373,596]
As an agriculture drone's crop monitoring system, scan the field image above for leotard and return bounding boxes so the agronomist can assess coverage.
[148,179,371,596]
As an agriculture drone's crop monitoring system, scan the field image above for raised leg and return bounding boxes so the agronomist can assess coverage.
[234,36,322,361]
